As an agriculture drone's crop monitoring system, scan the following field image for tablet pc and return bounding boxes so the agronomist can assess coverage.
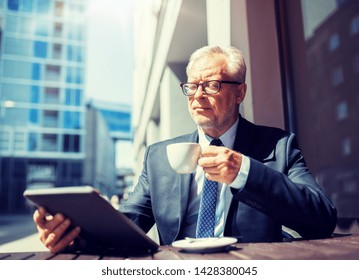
[23,186,159,253]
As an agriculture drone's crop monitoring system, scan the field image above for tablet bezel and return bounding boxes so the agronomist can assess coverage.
[23,186,159,253]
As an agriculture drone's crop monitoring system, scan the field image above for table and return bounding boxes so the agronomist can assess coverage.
[1,234,358,260]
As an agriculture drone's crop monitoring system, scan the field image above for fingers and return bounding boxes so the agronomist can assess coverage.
[44,213,66,233]
[33,207,47,227]
[204,167,238,184]
[46,226,81,253]
[33,207,81,253]
[198,147,222,168]
[200,146,222,157]
[199,146,241,167]
[199,147,242,184]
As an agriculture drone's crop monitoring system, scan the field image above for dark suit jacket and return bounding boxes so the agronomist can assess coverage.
[120,116,337,245]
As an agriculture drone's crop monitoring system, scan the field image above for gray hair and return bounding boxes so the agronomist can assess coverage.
[186,46,246,83]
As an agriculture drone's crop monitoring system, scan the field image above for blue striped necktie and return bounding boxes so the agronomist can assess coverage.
[196,138,223,238]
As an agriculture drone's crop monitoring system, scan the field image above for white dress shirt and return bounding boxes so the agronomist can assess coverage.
[182,118,251,238]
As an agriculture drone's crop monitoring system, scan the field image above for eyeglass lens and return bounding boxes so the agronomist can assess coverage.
[183,81,220,95]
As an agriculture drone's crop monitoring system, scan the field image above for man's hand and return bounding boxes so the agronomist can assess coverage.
[33,207,81,253]
[198,146,242,185]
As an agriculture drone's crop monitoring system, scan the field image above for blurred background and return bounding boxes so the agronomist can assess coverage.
[0,0,358,244]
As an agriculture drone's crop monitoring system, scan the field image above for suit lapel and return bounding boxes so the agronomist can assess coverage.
[233,115,255,155]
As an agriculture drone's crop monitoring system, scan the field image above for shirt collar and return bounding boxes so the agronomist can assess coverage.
[198,117,239,149]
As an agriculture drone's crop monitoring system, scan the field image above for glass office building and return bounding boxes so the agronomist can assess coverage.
[0,0,88,212]
[88,100,132,141]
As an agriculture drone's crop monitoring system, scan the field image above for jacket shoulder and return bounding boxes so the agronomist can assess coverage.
[148,131,198,150]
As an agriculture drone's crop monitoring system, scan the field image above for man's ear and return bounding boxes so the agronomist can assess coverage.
[236,83,247,104]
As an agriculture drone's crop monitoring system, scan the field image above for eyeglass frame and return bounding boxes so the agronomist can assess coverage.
[179,80,242,96]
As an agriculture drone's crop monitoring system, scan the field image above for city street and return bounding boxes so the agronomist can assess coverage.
[0,213,46,252]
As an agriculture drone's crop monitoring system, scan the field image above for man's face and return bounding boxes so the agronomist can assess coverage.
[187,54,246,138]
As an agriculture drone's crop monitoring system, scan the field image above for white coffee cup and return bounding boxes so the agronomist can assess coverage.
[166,143,201,174]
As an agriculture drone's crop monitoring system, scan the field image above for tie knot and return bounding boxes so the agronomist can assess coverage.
[210,138,223,146]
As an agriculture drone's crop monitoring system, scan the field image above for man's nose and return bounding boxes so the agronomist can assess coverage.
[193,84,205,98]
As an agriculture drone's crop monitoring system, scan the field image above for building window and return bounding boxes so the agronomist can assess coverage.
[7,0,19,11]
[63,111,81,129]
[0,131,10,151]
[35,0,50,14]
[6,0,33,12]
[66,66,83,84]
[60,161,82,183]
[328,33,340,51]
[41,133,57,152]
[32,63,41,80]
[5,15,18,32]
[342,138,352,156]
[331,66,344,86]
[52,43,62,59]
[8,0,33,12]
[34,41,47,58]
[3,60,24,78]
[65,88,82,106]
[67,45,83,62]
[54,1,64,17]
[3,60,41,80]
[30,86,40,126]
[31,86,40,103]
[29,109,39,124]
[336,101,348,121]
[5,15,32,34]
[69,162,82,177]
[45,64,61,81]
[14,132,25,151]
[4,37,32,56]
[43,110,59,127]
[351,15,359,35]
[22,1,33,13]
[63,134,80,152]
[1,83,34,102]
[28,132,38,151]
[28,163,56,182]
[44,87,60,104]
[53,22,63,37]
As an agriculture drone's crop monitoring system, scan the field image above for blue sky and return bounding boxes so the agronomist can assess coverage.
[86,0,135,168]
[302,0,336,39]
[86,0,134,106]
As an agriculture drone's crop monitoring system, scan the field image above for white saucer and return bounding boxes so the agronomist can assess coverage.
[172,237,237,253]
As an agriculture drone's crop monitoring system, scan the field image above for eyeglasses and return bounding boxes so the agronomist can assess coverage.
[180,80,242,96]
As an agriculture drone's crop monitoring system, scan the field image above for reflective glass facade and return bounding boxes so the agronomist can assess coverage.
[0,0,86,156]
[283,0,359,218]
[0,0,87,212]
